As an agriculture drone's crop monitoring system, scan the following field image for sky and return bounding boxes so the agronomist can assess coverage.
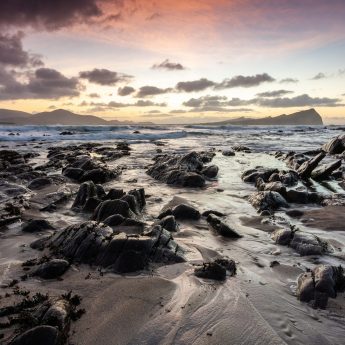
[0,0,345,124]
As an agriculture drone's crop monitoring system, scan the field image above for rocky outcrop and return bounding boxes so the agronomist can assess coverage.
[206,214,242,238]
[322,134,345,154]
[194,258,236,281]
[47,221,185,273]
[147,151,218,188]
[248,191,289,212]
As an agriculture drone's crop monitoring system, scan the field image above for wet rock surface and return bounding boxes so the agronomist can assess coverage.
[147,151,218,187]
[194,258,237,281]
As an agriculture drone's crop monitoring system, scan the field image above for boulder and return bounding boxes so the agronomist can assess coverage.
[92,199,132,222]
[202,165,219,178]
[171,204,201,220]
[297,151,326,179]
[22,219,54,233]
[311,160,342,180]
[33,259,69,279]
[10,325,61,345]
[28,177,52,190]
[248,191,289,212]
[322,135,345,154]
[158,215,179,232]
[206,214,241,238]
[222,150,235,156]
[194,262,226,280]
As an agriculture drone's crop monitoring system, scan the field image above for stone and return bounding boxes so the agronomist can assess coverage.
[206,214,241,238]
[248,191,289,212]
[171,204,201,220]
[202,165,219,178]
[28,177,52,190]
[22,219,54,233]
[33,259,69,279]
[195,262,226,280]
[322,135,345,154]
[311,160,342,180]
[63,167,84,180]
[10,325,61,345]
[297,151,326,179]
[271,228,293,245]
[222,150,235,156]
[158,215,179,232]
[92,199,132,222]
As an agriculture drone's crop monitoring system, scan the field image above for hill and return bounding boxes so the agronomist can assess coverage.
[203,109,323,126]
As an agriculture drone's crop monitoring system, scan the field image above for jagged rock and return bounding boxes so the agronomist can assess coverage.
[311,160,342,180]
[195,262,226,280]
[248,191,289,212]
[103,214,126,226]
[285,190,323,204]
[47,221,185,273]
[158,215,179,232]
[206,214,241,238]
[63,167,84,180]
[30,236,51,250]
[147,151,217,188]
[297,151,326,179]
[92,199,132,221]
[297,265,345,308]
[42,299,70,330]
[105,188,125,200]
[322,135,345,154]
[33,259,69,279]
[22,219,54,233]
[72,181,100,210]
[10,325,61,345]
[82,197,101,213]
[171,204,201,220]
[255,178,286,195]
[214,258,237,276]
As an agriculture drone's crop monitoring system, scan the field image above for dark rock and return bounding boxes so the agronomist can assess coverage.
[242,168,278,183]
[59,131,74,135]
[202,210,226,217]
[92,199,132,222]
[214,258,237,276]
[33,259,69,279]
[103,214,125,226]
[195,262,226,280]
[82,197,101,213]
[105,188,125,200]
[248,191,289,211]
[72,181,99,210]
[290,232,324,256]
[322,135,345,154]
[171,204,201,220]
[63,167,84,180]
[255,178,286,195]
[202,165,219,178]
[79,168,110,184]
[28,177,52,190]
[158,215,179,232]
[271,228,293,245]
[222,150,235,156]
[311,160,342,180]
[232,145,250,152]
[297,151,326,179]
[10,325,61,345]
[285,190,323,204]
[22,219,54,233]
[30,236,51,250]
[206,214,241,238]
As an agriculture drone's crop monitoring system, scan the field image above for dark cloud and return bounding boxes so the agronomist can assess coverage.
[216,73,275,89]
[280,78,299,83]
[311,72,327,80]
[84,99,167,110]
[0,67,80,100]
[256,94,343,107]
[176,78,216,92]
[135,86,172,98]
[118,86,135,96]
[0,32,43,67]
[183,95,252,108]
[152,59,186,71]
[0,0,103,30]
[79,68,132,86]
[256,90,293,97]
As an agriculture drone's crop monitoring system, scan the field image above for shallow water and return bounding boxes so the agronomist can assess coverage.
[1,125,345,344]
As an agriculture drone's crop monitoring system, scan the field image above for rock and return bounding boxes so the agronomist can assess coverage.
[271,228,293,245]
[311,160,342,180]
[194,262,226,280]
[147,151,216,188]
[297,265,345,308]
[28,177,52,190]
[33,259,69,279]
[59,131,74,135]
[322,135,345,154]
[242,168,278,183]
[202,210,226,217]
[232,145,250,152]
[222,150,235,156]
[158,215,179,232]
[47,221,185,273]
[79,168,110,184]
[255,178,286,195]
[105,188,125,200]
[30,236,51,250]
[63,167,84,180]
[72,181,99,210]
[248,191,289,212]
[10,325,61,345]
[171,204,201,220]
[42,299,70,330]
[297,151,326,179]
[206,214,241,238]
[92,199,132,222]
[22,219,54,233]
[82,197,101,213]
[103,214,125,226]
[202,165,219,178]
[214,258,237,276]
[285,190,323,204]
[290,232,325,256]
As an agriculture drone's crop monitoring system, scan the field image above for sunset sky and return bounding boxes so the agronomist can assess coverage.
[0,0,345,124]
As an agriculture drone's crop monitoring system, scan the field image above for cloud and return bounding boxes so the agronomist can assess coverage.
[280,78,299,83]
[79,68,132,86]
[176,78,216,92]
[84,99,167,110]
[0,67,80,100]
[311,72,327,80]
[0,32,43,67]
[216,73,275,89]
[118,86,135,96]
[0,0,103,30]
[88,93,100,98]
[189,106,253,113]
[256,90,293,97]
[152,59,186,71]
[135,86,172,97]
[170,109,187,114]
[257,94,344,107]
[183,95,252,108]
